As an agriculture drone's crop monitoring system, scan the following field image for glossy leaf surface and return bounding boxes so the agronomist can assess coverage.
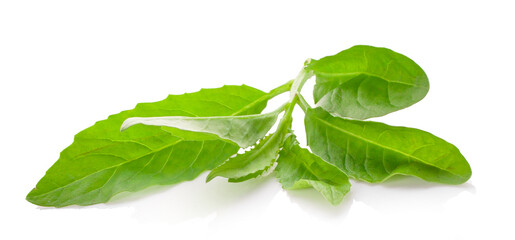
[27,85,270,207]
[275,135,350,205]
[305,108,471,184]
[309,45,429,119]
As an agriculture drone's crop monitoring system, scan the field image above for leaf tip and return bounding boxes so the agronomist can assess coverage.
[205,173,216,183]
[25,189,46,207]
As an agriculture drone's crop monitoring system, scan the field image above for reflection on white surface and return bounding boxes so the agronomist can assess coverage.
[351,176,475,213]
[105,173,280,223]
[75,172,475,226]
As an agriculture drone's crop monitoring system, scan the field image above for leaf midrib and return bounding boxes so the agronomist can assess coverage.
[230,89,274,116]
[312,115,450,174]
[314,71,428,88]
[29,137,185,198]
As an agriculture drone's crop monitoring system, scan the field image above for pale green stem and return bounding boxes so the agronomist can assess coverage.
[267,79,294,99]
[287,59,314,113]
[296,94,311,113]
[231,80,293,116]
[289,65,314,100]
[278,95,298,129]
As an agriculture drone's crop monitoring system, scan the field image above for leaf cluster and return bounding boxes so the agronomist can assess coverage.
[27,45,471,207]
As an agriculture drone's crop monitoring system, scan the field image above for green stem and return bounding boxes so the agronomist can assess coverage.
[231,80,293,116]
[296,93,311,113]
[286,95,298,117]
[289,68,314,100]
[267,79,294,99]
[277,95,298,129]
[233,64,312,116]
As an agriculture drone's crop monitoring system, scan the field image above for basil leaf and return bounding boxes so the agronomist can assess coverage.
[26,85,271,207]
[305,108,471,184]
[206,103,295,183]
[121,105,284,148]
[275,135,350,205]
[309,45,429,119]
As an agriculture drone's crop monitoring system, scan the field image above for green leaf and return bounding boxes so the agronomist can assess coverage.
[26,85,272,207]
[121,105,285,148]
[275,135,351,205]
[309,45,429,119]
[206,102,295,183]
[205,134,277,183]
[305,108,471,184]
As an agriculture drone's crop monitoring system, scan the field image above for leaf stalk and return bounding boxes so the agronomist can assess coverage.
[296,93,311,112]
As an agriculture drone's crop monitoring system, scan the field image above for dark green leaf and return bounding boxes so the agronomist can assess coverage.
[309,45,429,119]
[275,135,350,205]
[27,85,271,207]
[305,108,471,184]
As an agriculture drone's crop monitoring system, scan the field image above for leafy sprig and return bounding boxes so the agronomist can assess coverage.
[27,45,471,207]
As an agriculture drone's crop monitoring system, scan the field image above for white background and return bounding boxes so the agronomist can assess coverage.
[1,1,514,239]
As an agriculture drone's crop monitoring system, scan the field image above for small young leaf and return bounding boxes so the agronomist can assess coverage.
[206,103,295,183]
[121,105,284,148]
[26,85,273,207]
[205,134,277,182]
[305,107,471,184]
[275,135,350,205]
[309,45,429,119]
